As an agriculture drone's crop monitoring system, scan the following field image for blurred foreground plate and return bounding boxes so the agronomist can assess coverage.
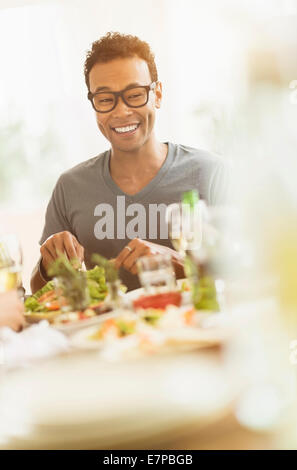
[0,351,236,449]
[53,311,117,336]
[70,322,227,352]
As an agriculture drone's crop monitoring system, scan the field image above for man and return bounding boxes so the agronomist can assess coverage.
[31,32,227,293]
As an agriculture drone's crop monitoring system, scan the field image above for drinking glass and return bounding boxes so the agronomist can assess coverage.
[0,234,23,293]
[137,254,176,294]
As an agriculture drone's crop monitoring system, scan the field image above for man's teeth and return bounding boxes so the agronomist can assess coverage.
[114,124,138,133]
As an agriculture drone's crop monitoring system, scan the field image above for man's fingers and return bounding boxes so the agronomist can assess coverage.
[41,235,61,270]
[63,233,78,260]
[40,245,56,271]
[41,241,55,259]
[114,244,135,269]
[73,238,84,263]
[123,247,150,271]
[115,239,154,273]
[41,232,85,272]
[64,233,84,265]
[115,239,174,275]
[52,237,65,258]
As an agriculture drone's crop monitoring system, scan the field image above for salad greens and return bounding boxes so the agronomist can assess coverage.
[86,265,108,302]
[24,296,44,312]
[24,280,56,312]
[25,257,108,312]
[32,280,55,300]
[48,254,89,311]
[91,253,118,283]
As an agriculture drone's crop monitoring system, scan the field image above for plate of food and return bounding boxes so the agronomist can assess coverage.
[70,304,228,358]
[24,263,110,327]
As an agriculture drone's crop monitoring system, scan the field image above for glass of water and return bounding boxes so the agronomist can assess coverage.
[137,254,176,294]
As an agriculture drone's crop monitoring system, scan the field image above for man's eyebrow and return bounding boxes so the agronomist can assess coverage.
[94,82,143,93]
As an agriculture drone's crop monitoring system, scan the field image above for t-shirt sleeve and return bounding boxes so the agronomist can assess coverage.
[208,160,230,205]
[39,175,72,245]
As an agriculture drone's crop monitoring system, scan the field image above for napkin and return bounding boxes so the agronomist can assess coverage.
[0,321,70,370]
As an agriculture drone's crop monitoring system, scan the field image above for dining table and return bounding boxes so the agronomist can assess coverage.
[0,286,295,450]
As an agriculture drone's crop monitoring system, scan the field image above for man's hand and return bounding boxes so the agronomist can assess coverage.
[0,290,25,332]
[114,239,184,276]
[40,231,84,273]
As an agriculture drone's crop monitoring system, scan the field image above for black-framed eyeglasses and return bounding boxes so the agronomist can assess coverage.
[88,82,157,113]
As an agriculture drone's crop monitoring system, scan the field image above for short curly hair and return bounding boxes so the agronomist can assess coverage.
[84,32,158,91]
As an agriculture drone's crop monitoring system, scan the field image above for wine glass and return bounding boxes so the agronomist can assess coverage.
[0,234,23,294]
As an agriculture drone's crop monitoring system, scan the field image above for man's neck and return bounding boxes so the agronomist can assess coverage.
[109,135,167,180]
[108,135,168,196]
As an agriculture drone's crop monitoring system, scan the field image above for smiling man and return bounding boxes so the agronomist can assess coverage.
[31,32,227,293]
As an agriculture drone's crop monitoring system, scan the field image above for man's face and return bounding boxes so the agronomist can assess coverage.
[88,56,162,153]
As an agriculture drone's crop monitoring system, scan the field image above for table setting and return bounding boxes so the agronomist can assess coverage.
[0,192,295,449]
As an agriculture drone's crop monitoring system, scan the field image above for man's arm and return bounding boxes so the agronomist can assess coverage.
[30,176,84,294]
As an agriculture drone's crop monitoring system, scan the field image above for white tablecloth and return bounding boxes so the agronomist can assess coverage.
[0,321,69,370]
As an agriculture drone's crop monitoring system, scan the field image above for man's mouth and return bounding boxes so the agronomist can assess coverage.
[111,123,140,135]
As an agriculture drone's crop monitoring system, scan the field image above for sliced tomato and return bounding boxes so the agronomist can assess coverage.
[133,292,181,310]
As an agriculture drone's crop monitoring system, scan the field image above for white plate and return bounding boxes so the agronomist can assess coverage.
[70,314,228,352]
[52,311,117,336]
[69,309,137,348]
[70,322,111,350]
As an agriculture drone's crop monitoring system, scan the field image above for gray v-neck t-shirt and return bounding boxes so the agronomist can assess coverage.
[40,142,228,290]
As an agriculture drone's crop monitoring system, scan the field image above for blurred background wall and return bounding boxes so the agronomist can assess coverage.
[0,0,297,292]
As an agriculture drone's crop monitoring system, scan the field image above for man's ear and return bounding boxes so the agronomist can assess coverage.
[155,81,162,109]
